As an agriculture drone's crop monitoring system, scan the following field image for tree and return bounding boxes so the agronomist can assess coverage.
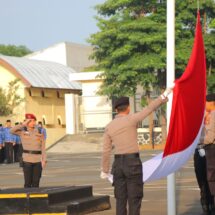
[0,44,32,57]
[89,0,166,97]
[0,79,24,116]
[88,0,215,97]
[0,88,11,116]
[175,0,215,93]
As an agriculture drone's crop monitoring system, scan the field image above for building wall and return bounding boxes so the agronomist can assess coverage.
[79,81,112,131]
[65,42,95,72]
[25,88,69,125]
[26,43,67,66]
[0,65,76,148]
[26,42,95,72]
[25,88,76,147]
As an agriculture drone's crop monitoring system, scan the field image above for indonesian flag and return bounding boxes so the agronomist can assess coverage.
[142,12,206,182]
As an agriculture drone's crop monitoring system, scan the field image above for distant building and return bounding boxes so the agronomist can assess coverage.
[26,42,95,72]
[69,71,112,133]
[0,55,81,147]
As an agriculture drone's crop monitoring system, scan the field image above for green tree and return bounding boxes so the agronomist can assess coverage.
[175,0,215,93]
[0,79,24,116]
[0,88,11,116]
[89,0,166,97]
[89,0,215,97]
[0,44,32,57]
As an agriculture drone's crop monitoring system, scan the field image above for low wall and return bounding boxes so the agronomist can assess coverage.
[45,128,66,148]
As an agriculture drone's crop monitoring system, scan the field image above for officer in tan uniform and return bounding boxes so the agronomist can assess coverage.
[10,113,46,188]
[194,94,215,215]
[101,89,172,215]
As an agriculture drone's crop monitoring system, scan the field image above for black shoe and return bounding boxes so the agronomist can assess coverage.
[202,204,211,215]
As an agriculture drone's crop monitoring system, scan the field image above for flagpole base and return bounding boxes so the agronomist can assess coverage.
[167,173,176,215]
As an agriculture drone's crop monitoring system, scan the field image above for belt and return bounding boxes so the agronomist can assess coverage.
[197,143,215,150]
[115,153,139,159]
[197,144,205,149]
[23,150,41,155]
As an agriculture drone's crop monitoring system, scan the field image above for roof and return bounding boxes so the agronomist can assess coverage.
[69,71,103,82]
[0,55,81,90]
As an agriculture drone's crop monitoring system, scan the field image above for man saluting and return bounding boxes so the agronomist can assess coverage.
[101,88,172,215]
[10,113,46,188]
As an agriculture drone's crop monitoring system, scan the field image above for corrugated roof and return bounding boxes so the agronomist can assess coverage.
[0,55,81,90]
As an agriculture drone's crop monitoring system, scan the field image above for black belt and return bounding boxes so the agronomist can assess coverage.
[23,150,41,155]
[115,153,139,159]
[197,143,215,150]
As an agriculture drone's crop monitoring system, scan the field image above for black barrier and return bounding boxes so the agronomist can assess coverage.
[0,186,111,215]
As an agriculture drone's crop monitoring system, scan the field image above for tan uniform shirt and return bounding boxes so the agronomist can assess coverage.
[102,97,166,173]
[10,125,46,163]
[200,110,215,145]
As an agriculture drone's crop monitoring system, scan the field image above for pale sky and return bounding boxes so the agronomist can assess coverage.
[0,0,105,51]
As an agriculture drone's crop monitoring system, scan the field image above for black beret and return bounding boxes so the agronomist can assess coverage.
[114,97,129,109]
[206,93,215,102]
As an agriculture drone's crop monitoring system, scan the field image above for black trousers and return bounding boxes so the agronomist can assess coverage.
[112,154,143,215]
[23,162,42,188]
[14,144,19,162]
[194,149,214,212]
[205,145,215,197]
[0,147,4,163]
[18,145,23,167]
[4,142,14,163]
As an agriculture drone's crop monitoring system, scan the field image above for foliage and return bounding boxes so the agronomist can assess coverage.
[0,44,32,57]
[0,79,24,116]
[89,0,215,97]
[175,0,215,93]
[0,88,11,116]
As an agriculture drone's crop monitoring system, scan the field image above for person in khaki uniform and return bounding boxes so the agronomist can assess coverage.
[100,89,172,215]
[194,93,215,215]
[10,113,46,188]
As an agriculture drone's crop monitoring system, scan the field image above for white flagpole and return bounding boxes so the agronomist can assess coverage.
[167,0,176,215]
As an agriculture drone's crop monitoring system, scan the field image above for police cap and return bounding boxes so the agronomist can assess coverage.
[114,97,129,109]
[25,113,37,121]
[206,93,215,102]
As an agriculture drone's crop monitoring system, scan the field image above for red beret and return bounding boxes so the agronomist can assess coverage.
[25,113,37,120]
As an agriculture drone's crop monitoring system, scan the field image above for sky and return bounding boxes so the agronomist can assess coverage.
[0,0,105,51]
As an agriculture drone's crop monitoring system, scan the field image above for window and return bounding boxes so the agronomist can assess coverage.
[42,117,46,125]
[41,90,45,97]
[57,116,62,125]
[57,91,60,98]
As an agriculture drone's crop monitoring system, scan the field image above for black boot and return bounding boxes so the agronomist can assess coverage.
[201,199,211,215]
[210,203,215,215]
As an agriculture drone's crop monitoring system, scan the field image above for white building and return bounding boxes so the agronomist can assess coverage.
[69,71,112,133]
[26,42,95,72]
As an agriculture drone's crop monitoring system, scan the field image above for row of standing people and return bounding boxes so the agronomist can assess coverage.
[0,120,47,165]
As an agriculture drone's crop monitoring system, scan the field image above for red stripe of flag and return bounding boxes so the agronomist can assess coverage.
[163,12,206,157]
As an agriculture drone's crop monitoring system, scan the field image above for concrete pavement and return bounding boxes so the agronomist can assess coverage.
[0,151,204,215]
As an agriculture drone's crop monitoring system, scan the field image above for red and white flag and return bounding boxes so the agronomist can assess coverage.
[143,12,206,182]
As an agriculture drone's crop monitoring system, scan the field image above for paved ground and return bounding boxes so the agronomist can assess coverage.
[0,151,204,215]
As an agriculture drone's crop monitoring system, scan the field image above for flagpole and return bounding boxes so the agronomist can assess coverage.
[167,1,176,215]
